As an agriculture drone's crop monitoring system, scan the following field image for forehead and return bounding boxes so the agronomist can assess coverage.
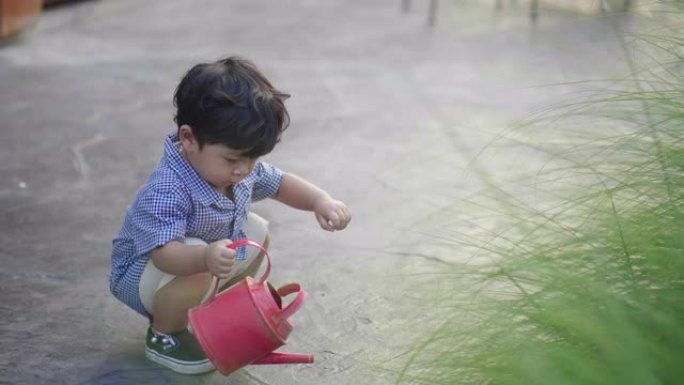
[202,143,248,157]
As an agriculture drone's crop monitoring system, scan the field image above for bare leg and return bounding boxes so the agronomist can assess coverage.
[152,272,212,333]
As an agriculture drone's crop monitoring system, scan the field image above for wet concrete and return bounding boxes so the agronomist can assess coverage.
[0,0,651,384]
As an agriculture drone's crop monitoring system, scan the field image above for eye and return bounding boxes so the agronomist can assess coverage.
[224,157,239,163]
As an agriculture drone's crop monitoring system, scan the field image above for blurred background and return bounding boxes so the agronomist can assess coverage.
[1,1,681,384]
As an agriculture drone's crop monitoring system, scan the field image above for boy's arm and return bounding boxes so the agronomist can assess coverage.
[151,242,207,276]
[274,172,351,231]
[274,172,331,210]
[151,239,237,279]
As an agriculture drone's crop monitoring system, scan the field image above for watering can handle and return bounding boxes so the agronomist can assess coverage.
[227,239,272,284]
[208,239,272,301]
[275,283,308,320]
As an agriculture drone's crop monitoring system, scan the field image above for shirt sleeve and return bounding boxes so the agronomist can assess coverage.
[129,184,190,257]
[251,161,284,202]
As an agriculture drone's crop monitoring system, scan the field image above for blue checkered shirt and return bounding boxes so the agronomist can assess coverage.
[109,133,283,317]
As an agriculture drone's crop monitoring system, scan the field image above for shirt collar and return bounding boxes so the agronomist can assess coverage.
[163,133,235,209]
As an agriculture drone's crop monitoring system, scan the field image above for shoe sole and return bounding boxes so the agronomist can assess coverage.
[145,347,215,375]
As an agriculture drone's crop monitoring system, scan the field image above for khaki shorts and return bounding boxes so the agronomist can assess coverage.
[139,212,269,314]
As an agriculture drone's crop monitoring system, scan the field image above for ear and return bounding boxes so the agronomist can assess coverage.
[179,125,198,152]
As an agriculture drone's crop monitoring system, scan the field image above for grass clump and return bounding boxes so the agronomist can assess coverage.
[398,2,684,384]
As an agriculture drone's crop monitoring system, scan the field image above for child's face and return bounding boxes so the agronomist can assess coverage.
[179,125,257,190]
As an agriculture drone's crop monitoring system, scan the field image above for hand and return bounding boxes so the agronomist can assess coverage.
[313,197,351,231]
[203,239,237,279]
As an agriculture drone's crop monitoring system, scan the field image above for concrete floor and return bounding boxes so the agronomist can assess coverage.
[0,0,647,384]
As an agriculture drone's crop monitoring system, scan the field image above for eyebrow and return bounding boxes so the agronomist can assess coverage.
[222,151,249,159]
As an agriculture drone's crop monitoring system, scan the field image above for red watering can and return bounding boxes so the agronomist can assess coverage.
[188,239,314,375]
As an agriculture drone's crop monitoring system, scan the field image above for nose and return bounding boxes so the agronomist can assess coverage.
[234,159,255,176]
[233,164,246,176]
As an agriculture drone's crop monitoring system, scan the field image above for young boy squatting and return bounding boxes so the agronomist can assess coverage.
[109,56,351,374]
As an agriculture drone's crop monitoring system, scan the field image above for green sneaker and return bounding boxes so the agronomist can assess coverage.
[144,327,215,374]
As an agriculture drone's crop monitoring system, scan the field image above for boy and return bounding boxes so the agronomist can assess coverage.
[109,56,351,374]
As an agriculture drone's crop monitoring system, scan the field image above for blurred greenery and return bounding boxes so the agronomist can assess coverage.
[398,1,684,384]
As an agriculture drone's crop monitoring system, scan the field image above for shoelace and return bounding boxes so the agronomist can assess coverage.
[150,331,178,350]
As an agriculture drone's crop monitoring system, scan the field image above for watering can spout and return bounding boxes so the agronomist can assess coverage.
[253,351,314,365]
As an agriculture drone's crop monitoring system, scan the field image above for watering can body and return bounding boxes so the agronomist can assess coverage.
[188,239,313,375]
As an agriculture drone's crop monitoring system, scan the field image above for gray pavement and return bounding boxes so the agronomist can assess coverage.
[0,0,647,384]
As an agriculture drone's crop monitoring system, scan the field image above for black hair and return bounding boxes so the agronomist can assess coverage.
[173,56,290,158]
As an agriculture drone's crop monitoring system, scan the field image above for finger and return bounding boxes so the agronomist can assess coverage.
[327,211,341,230]
[220,263,233,275]
[316,212,334,231]
[220,259,235,269]
[330,213,344,230]
[217,270,232,280]
[332,203,348,221]
[343,206,352,222]
[337,211,349,229]
[335,208,349,228]
[222,248,237,259]
[212,265,227,279]
[336,214,349,230]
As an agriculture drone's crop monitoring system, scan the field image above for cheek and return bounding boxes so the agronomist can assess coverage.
[204,160,232,181]
[219,163,236,177]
